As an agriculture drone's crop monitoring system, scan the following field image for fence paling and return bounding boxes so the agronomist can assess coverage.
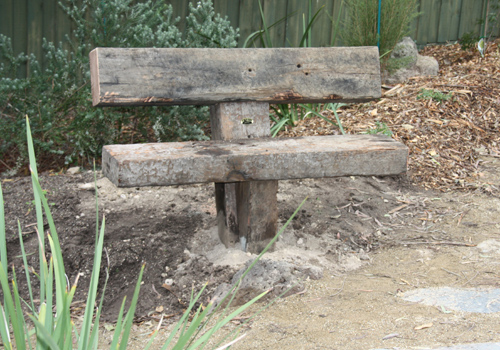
[0,0,496,78]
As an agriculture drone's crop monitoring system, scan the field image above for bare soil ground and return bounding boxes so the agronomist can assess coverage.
[1,41,500,349]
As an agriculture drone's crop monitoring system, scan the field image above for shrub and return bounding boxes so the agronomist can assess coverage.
[0,0,239,175]
[341,0,420,57]
[459,31,481,51]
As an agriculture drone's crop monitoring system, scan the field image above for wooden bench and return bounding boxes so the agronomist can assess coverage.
[89,47,408,253]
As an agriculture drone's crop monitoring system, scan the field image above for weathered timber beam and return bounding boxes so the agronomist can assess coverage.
[102,135,408,187]
[90,47,381,106]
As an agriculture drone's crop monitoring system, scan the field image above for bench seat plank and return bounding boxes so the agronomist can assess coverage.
[103,135,408,187]
[90,47,381,106]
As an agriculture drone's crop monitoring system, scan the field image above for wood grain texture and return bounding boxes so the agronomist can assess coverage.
[210,102,278,253]
[89,47,381,107]
[102,135,408,187]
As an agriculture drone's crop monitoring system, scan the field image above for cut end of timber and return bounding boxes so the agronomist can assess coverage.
[89,48,101,107]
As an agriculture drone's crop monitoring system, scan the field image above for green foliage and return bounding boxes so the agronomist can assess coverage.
[459,31,481,51]
[245,0,344,137]
[0,0,239,173]
[363,121,393,137]
[417,89,452,102]
[0,118,306,349]
[384,55,417,74]
[341,0,420,57]
[478,0,500,39]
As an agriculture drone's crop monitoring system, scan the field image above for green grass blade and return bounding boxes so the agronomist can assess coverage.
[299,5,325,47]
[0,184,6,284]
[17,221,35,313]
[0,304,12,350]
[171,287,203,348]
[118,263,145,350]
[244,9,296,48]
[79,167,106,349]
[0,183,10,337]
[61,285,78,350]
[258,0,273,48]
[160,285,208,350]
[307,0,312,46]
[26,116,47,306]
[143,330,159,350]
[11,268,28,350]
[298,103,346,134]
[88,263,109,350]
[78,216,106,349]
[52,259,77,349]
[173,306,207,349]
[47,232,66,327]
[242,29,264,48]
[44,256,54,336]
[189,289,270,349]
[29,315,61,350]
[215,280,299,349]
[271,117,289,137]
[109,297,127,350]
[330,0,344,46]
[173,285,213,349]
[94,162,100,245]
[0,262,25,350]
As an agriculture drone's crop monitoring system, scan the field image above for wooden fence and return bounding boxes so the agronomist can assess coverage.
[1,0,497,71]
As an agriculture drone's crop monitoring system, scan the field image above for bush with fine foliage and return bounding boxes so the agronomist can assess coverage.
[0,0,239,174]
[340,0,420,57]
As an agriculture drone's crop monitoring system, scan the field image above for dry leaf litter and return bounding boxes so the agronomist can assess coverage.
[279,39,500,193]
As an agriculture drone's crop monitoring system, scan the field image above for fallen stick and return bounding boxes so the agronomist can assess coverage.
[400,241,476,247]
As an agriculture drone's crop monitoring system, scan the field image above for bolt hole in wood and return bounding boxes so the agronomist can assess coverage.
[297,63,302,68]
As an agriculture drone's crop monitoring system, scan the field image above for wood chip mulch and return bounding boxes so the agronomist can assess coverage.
[279,39,500,193]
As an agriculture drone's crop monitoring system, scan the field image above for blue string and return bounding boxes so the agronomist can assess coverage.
[377,0,381,50]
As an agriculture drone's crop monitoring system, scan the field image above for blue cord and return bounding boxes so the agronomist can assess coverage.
[377,0,381,50]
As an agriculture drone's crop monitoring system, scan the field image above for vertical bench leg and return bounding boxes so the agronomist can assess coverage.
[210,102,278,253]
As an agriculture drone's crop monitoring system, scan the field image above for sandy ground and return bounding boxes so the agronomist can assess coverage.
[87,155,500,349]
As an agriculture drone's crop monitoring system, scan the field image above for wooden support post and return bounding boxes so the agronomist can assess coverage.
[210,102,278,253]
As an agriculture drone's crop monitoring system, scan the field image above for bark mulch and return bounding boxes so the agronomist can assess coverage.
[279,39,500,193]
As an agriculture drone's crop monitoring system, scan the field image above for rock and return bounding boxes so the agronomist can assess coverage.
[78,183,94,190]
[164,278,174,286]
[391,36,418,64]
[477,239,500,255]
[67,166,81,175]
[212,259,323,307]
[382,37,439,84]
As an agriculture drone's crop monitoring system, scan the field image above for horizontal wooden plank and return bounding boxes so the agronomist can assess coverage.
[90,47,381,106]
[102,135,408,187]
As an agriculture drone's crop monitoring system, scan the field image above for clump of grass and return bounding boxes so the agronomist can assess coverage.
[417,89,453,102]
[383,56,417,74]
[341,0,420,58]
[0,117,306,349]
[363,121,393,137]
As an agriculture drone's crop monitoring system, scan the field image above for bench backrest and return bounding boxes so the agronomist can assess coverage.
[89,47,381,107]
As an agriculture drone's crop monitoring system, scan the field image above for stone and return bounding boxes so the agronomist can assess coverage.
[382,37,439,84]
[477,239,500,254]
[391,36,418,64]
[67,166,80,175]
[400,287,500,313]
